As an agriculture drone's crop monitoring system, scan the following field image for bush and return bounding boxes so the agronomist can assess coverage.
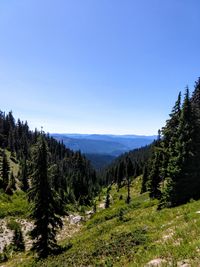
[92,227,148,259]
[7,220,25,252]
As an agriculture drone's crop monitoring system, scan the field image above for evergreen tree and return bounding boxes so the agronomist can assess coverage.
[162,92,181,145]
[160,88,196,207]
[1,152,10,192]
[191,78,200,197]
[7,171,16,194]
[29,136,63,258]
[126,157,133,177]
[12,224,25,252]
[133,161,140,178]
[157,93,182,207]
[126,157,132,204]
[20,158,29,192]
[140,165,148,194]
[93,200,97,213]
[8,128,14,153]
[171,88,195,205]
[126,175,131,204]
[105,187,111,208]
[117,162,124,189]
[149,132,162,199]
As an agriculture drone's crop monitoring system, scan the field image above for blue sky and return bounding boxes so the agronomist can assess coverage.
[0,0,200,135]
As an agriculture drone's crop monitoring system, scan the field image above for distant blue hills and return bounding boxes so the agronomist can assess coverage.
[52,134,156,169]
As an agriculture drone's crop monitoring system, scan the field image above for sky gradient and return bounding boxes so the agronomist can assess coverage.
[0,0,200,135]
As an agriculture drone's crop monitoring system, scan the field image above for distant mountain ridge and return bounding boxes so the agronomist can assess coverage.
[52,134,156,156]
[52,134,156,169]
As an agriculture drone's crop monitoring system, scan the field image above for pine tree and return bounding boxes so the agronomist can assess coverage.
[117,162,124,189]
[6,171,16,194]
[1,152,10,192]
[20,158,29,192]
[8,128,14,153]
[133,162,140,178]
[126,175,131,204]
[105,187,111,208]
[170,88,195,205]
[29,136,63,258]
[140,165,148,194]
[12,224,25,252]
[162,92,181,145]
[126,157,132,204]
[160,88,196,207]
[149,132,162,199]
[93,200,97,213]
[191,78,200,198]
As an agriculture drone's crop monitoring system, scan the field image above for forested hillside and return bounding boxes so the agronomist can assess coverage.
[52,134,155,169]
[106,77,200,211]
[103,144,154,187]
[145,79,200,208]
[0,111,100,204]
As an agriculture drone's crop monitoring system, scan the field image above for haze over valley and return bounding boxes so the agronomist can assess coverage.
[52,133,156,168]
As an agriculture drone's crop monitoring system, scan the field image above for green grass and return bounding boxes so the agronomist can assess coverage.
[0,149,29,219]
[0,191,29,218]
[4,177,200,266]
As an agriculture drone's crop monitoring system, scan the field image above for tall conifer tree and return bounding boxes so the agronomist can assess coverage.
[149,131,162,199]
[141,165,148,194]
[1,151,10,191]
[160,89,196,207]
[29,136,63,258]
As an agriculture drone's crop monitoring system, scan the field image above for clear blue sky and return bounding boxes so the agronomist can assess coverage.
[0,0,200,135]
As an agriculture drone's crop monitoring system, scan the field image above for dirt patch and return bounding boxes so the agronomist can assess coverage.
[0,220,13,253]
[145,258,169,266]
[0,214,84,253]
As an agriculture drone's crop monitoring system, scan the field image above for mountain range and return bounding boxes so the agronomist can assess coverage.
[52,134,156,169]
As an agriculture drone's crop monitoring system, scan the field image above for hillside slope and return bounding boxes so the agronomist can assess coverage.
[6,177,200,267]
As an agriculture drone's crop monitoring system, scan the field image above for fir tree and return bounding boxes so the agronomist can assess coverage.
[8,128,14,153]
[191,78,200,198]
[1,152,10,192]
[169,88,195,205]
[12,224,25,252]
[126,175,131,204]
[126,157,132,204]
[105,187,111,208]
[149,132,162,199]
[140,165,148,194]
[160,88,196,207]
[29,136,63,258]
[157,93,182,207]
[93,200,97,213]
[7,171,16,194]
[134,162,140,178]
[117,162,124,189]
[20,158,29,192]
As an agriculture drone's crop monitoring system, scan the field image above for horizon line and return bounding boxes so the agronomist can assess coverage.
[50,132,157,137]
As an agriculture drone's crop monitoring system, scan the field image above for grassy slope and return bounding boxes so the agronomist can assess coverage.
[4,176,200,267]
[0,191,29,219]
[0,150,29,219]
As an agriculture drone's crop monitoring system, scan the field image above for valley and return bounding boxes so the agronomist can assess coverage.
[52,134,155,169]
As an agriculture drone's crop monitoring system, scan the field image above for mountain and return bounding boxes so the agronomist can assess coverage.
[52,134,156,169]
[52,134,156,156]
